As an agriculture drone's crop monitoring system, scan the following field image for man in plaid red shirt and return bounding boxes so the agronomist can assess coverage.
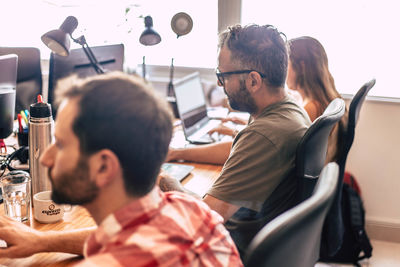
[0,72,242,266]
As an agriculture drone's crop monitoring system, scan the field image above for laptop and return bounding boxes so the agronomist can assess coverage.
[173,72,221,144]
[0,54,18,139]
[0,54,17,89]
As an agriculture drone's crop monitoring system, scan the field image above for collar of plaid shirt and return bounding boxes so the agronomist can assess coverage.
[84,187,163,256]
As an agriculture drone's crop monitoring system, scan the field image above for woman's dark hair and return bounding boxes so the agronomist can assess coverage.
[289,36,347,162]
[288,36,341,115]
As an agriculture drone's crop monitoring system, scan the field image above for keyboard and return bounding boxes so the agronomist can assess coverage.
[188,119,221,144]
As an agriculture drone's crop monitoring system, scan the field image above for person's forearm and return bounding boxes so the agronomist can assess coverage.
[174,186,201,199]
[40,227,96,255]
[171,141,232,165]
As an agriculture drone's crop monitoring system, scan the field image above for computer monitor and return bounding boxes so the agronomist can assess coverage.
[0,54,18,139]
[48,43,124,117]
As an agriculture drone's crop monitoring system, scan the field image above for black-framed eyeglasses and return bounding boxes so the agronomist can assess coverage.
[215,68,266,86]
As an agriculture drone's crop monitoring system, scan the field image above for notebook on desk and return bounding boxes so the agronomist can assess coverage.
[174,72,221,144]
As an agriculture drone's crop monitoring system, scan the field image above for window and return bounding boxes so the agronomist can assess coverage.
[1,0,217,68]
[242,0,400,98]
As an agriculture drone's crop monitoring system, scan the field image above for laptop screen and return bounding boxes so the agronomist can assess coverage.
[0,54,17,138]
[0,54,17,89]
[174,72,208,129]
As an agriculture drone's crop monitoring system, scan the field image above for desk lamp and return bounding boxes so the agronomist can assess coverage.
[168,12,193,96]
[41,16,105,74]
[167,12,193,118]
[139,16,161,46]
[139,16,161,79]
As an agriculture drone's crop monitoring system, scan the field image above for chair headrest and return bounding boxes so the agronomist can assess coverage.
[349,78,376,127]
[321,98,346,121]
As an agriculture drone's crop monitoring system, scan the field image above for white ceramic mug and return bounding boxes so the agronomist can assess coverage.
[33,191,71,223]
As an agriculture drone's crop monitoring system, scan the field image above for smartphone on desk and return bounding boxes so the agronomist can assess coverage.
[161,163,194,181]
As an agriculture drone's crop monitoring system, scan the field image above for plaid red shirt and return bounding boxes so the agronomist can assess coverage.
[75,187,243,267]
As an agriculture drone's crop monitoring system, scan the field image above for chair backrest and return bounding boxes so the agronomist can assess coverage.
[48,44,124,117]
[0,47,42,113]
[245,162,339,267]
[338,79,376,174]
[320,79,376,256]
[296,98,345,202]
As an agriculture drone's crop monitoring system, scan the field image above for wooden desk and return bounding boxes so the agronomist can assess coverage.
[181,162,222,197]
[0,162,222,266]
[0,206,94,267]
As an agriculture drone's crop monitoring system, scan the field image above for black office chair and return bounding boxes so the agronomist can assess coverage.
[295,98,345,202]
[0,47,42,114]
[245,162,339,267]
[320,79,376,257]
[337,79,375,181]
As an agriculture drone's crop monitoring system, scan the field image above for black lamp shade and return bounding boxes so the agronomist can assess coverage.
[41,29,70,56]
[139,29,161,46]
[139,16,161,46]
[41,16,79,57]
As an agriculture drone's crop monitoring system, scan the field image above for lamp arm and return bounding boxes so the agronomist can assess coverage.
[83,43,105,74]
[167,58,175,97]
[70,34,105,74]
[142,56,146,79]
[169,58,174,81]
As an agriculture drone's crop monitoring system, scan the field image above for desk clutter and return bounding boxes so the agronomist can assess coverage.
[17,110,29,146]
[0,95,53,214]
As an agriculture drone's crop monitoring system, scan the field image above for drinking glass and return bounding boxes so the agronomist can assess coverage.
[0,171,31,222]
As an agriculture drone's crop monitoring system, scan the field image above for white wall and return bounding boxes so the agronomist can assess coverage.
[345,98,400,228]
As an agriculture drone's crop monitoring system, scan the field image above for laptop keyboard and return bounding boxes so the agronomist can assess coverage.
[188,120,221,143]
[198,132,221,142]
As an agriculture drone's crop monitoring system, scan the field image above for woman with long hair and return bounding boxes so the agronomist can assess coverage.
[287,36,347,162]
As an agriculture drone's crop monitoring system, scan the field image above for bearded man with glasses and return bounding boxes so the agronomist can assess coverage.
[160,24,311,256]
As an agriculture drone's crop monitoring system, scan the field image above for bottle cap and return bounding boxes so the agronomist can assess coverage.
[30,95,52,118]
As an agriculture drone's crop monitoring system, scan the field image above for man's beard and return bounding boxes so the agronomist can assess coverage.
[225,80,257,114]
[48,156,99,205]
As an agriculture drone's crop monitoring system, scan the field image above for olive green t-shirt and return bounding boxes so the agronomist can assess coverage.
[207,97,311,253]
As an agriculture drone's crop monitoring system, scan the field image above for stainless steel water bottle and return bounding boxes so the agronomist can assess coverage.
[29,95,53,198]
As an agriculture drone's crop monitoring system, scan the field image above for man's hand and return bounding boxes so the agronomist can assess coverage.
[158,173,201,199]
[0,215,45,258]
[208,124,237,137]
[158,173,185,193]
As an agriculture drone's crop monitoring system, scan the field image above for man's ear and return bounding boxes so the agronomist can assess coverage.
[88,149,121,188]
[246,71,263,93]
